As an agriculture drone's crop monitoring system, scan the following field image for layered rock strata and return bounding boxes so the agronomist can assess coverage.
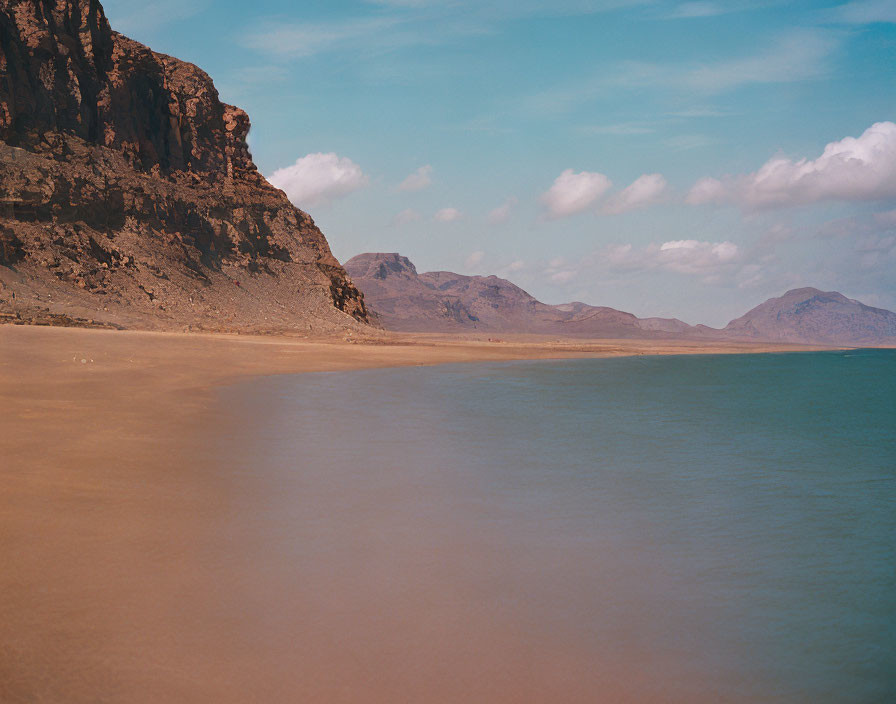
[0,0,369,331]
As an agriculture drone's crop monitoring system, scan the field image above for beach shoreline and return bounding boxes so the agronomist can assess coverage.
[0,323,879,703]
[0,324,848,456]
[0,323,852,458]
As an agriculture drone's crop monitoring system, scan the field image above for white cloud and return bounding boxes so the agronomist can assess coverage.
[687,121,896,208]
[541,169,612,218]
[686,177,729,205]
[268,153,368,207]
[465,250,485,269]
[544,256,578,284]
[604,239,741,277]
[393,208,421,225]
[487,197,517,224]
[397,165,433,191]
[434,207,462,222]
[551,270,577,283]
[658,240,739,273]
[602,173,668,214]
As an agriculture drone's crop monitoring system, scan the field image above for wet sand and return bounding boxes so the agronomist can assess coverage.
[0,324,841,703]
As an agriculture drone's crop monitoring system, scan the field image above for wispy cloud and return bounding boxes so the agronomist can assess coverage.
[242,16,406,59]
[393,208,422,225]
[243,0,654,61]
[664,2,728,19]
[664,134,718,150]
[578,122,656,135]
[487,197,517,224]
[661,1,779,20]
[825,0,896,24]
[397,165,433,191]
[465,250,485,270]
[526,29,839,114]
[677,30,837,92]
[434,207,463,222]
[666,107,732,118]
[104,0,210,34]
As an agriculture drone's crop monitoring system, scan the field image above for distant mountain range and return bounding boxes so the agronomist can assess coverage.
[345,253,896,346]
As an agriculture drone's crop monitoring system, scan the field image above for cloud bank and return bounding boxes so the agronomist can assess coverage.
[606,239,740,275]
[687,121,896,208]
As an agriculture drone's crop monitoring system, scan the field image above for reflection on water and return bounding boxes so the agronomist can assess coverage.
[3,351,895,702]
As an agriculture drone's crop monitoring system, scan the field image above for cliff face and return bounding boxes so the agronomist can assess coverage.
[0,0,369,331]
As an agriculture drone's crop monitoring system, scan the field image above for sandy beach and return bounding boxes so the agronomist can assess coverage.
[1,322,836,485]
[0,324,844,703]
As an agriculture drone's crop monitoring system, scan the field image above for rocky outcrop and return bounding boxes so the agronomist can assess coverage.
[724,288,896,345]
[344,252,704,338]
[0,0,369,331]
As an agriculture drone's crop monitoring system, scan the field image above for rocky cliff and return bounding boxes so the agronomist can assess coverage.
[344,252,701,337]
[0,0,369,331]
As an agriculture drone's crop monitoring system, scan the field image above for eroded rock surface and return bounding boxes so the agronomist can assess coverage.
[0,0,369,331]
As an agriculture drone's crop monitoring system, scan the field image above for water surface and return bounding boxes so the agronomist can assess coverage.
[210,349,895,702]
[6,350,893,703]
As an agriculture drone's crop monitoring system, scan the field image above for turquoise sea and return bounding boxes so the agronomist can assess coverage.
[216,349,895,703]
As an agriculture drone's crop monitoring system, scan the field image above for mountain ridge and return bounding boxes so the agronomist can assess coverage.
[345,252,710,339]
[346,253,896,345]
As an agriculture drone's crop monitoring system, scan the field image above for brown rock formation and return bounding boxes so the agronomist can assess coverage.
[0,0,370,331]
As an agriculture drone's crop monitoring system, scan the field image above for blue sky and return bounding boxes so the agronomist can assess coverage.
[104,0,895,326]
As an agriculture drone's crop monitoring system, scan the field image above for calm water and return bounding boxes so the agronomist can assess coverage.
[210,349,895,703]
